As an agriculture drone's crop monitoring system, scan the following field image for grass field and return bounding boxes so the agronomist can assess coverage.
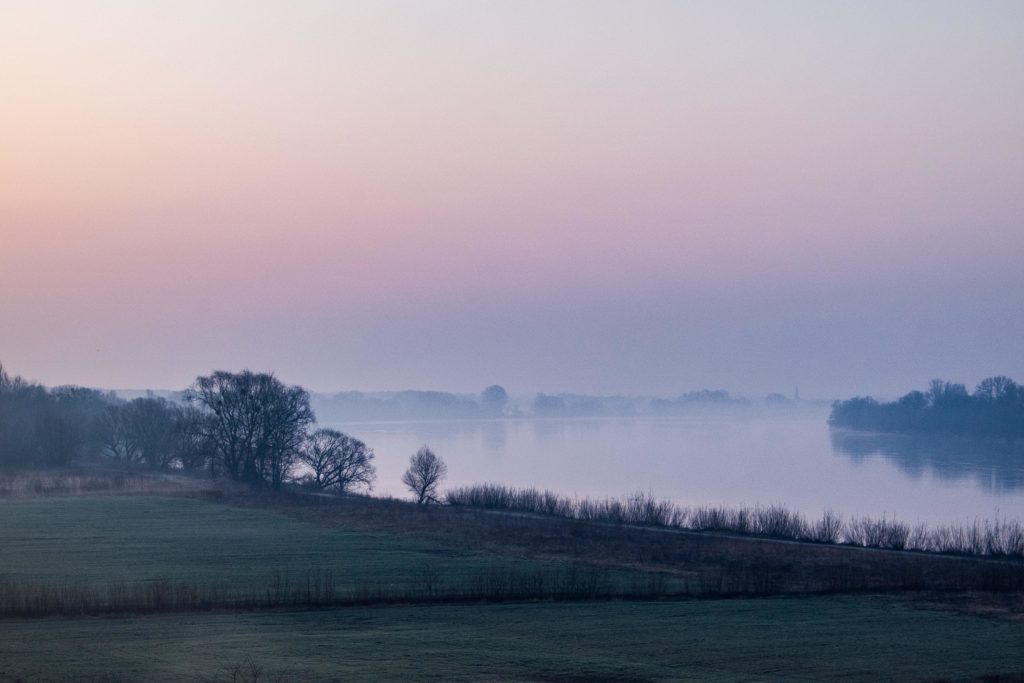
[0,495,650,612]
[0,495,528,588]
[0,597,1021,682]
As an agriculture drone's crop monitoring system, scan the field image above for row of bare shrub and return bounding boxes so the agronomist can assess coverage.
[11,562,1020,620]
[444,484,1024,558]
[5,556,1023,619]
[0,566,669,619]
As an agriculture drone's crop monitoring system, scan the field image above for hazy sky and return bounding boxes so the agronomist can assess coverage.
[2,1,1022,398]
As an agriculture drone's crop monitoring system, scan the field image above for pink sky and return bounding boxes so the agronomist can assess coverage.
[2,1,1023,396]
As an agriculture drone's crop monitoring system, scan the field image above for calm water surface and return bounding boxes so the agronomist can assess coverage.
[326,409,1024,525]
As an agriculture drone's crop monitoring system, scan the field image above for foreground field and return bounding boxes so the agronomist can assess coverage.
[0,488,1021,681]
[0,597,1021,682]
[4,491,1020,613]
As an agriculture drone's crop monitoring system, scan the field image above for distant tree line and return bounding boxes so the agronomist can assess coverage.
[830,376,1024,438]
[313,386,782,421]
[0,364,112,469]
[312,385,509,422]
[0,363,445,500]
[648,390,750,415]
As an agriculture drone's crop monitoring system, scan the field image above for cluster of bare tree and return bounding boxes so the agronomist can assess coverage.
[183,370,316,490]
[0,363,446,501]
[100,397,209,471]
[299,429,376,493]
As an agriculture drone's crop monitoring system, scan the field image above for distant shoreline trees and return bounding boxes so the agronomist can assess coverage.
[829,376,1024,438]
[480,385,509,417]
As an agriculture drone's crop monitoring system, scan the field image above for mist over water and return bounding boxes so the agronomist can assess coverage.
[327,410,1024,526]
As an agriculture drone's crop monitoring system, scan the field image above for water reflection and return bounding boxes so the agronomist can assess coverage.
[480,420,507,452]
[831,429,1024,494]
[531,417,615,441]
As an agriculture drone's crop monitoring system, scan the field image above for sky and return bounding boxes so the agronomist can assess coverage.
[1,1,1022,399]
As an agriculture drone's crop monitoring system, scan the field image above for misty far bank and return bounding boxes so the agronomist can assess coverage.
[113,376,1024,436]
[116,386,822,422]
[830,376,1024,439]
[0,359,820,481]
[316,375,1024,433]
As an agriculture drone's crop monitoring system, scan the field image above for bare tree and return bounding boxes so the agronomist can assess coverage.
[175,405,216,472]
[0,362,29,392]
[98,402,139,463]
[184,370,314,490]
[255,380,313,491]
[974,376,1018,403]
[43,386,110,465]
[298,428,376,493]
[0,366,60,469]
[123,397,182,470]
[401,446,447,504]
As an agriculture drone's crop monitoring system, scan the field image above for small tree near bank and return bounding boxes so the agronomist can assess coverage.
[298,428,375,493]
[402,446,447,504]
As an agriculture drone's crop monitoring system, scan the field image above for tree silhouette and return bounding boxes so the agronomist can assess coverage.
[299,428,375,493]
[401,446,447,504]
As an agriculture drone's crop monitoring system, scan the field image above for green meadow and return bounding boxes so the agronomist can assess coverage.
[0,597,1021,682]
[0,495,539,590]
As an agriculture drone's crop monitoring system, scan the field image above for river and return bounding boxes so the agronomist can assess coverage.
[324,408,1024,525]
